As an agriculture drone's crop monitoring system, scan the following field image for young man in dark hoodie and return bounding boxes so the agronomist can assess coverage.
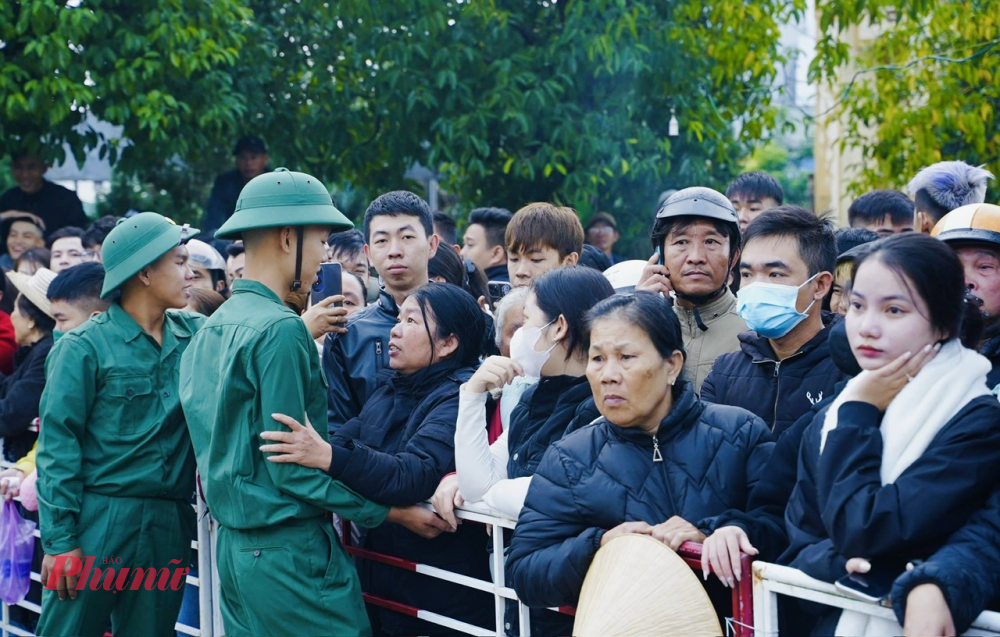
[701,206,847,436]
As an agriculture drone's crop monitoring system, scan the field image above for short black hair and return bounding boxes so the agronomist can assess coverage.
[743,206,837,276]
[726,171,785,205]
[532,266,615,360]
[834,227,880,257]
[428,245,490,302]
[432,211,458,246]
[468,207,513,249]
[16,294,55,335]
[226,242,245,258]
[47,262,108,309]
[327,229,365,257]
[847,190,914,227]
[410,282,485,368]
[578,244,612,271]
[82,215,119,250]
[46,226,84,249]
[363,191,433,241]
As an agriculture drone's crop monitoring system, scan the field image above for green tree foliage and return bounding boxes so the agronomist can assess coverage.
[3,0,802,254]
[0,0,250,169]
[812,0,1000,199]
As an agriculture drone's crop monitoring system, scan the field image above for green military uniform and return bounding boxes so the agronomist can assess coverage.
[179,170,389,637]
[36,213,204,637]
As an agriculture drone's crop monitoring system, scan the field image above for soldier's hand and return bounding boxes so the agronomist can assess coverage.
[303,295,349,339]
[41,548,84,601]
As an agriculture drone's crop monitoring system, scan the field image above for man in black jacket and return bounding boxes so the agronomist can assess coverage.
[701,207,847,436]
[0,153,87,233]
[323,191,439,433]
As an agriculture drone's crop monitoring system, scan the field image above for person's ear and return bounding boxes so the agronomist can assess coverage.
[435,333,459,361]
[279,226,295,253]
[551,313,570,344]
[490,244,506,265]
[562,252,579,267]
[916,211,935,235]
[812,272,834,300]
[427,232,440,259]
[666,350,685,383]
[137,267,153,287]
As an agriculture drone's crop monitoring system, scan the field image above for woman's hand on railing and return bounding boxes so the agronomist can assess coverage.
[650,515,706,550]
[430,474,464,531]
[701,526,758,588]
[260,413,333,471]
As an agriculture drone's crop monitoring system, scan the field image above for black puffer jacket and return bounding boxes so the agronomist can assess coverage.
[979,330,1000,388]
[329,361,493,636]
[323,289,398,433]
[780,397,1000,588]
[891,485,1000,633]
[506,374,599,479]
[701,312,847,436]
[0,336,53,463]
[507,382,774,608]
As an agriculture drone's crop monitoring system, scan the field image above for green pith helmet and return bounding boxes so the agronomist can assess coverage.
[101,213,200,298]
[215,168,353,240]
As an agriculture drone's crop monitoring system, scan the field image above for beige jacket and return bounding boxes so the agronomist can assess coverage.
[673,289,748,392]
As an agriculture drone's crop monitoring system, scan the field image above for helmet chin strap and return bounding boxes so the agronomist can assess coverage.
[291,226,305,292]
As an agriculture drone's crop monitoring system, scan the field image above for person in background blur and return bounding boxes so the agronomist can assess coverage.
[428,245,490,306]
[829,227,879,315]
[578,243,612,272]
[225,242,245,282]
[909,160,993,234]
[726,171,784,233]
[186,239,229,297]
[0,268,56,465]
[341,271,367,318]
[461,207,512,282]
[47,227,87,273]
[81,215,118,263]
[16,247,51,275]
[0,153,88,233]
[584,212,623,264]
[433,210,461,254]
[184,287,225,317]
[847,189,914,236]
[327,229,371,300]
[203,136,271,236]
[1,212,46,271]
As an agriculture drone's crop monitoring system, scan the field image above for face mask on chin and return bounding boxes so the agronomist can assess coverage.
[737,273,819,339]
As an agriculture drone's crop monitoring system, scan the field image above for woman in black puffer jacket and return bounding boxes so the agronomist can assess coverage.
[506,292,774,610]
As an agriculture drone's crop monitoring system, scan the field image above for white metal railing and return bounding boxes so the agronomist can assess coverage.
[752,561,1000,637]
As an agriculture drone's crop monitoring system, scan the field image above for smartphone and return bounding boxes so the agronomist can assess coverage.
[311,262,343,306]
[834,561,906,603]
[655,245,663,266]
[488,281,512,307]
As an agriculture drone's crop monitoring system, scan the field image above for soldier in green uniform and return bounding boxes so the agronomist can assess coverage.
[36,212,204,636]
[180,169,399,636]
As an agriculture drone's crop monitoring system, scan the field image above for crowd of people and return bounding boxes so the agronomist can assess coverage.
[0,140,999,637]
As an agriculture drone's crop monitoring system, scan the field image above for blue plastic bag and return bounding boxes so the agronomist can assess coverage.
[0,500,36,605]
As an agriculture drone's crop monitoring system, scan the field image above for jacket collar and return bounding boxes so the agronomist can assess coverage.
[231,278,285,305]
[106,303,194,347]
[378,288,401,316]
[674,289,738,324]
[15,334,53,364]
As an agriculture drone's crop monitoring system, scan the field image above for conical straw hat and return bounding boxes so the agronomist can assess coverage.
[573,533,722,637]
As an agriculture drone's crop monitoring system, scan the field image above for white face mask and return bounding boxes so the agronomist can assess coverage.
[509,319,557,379]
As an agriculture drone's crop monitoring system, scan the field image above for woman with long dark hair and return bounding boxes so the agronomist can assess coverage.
[780,233,1000,635]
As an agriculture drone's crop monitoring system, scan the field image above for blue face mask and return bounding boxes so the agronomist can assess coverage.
[737,274,819,339]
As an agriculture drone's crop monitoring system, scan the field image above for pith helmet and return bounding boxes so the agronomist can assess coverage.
[101,213,199,298]
[932,203,1000,248]
[216,168,353,240]
[655,186,740,229]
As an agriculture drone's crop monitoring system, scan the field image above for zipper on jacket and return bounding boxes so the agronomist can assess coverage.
[375,339,383,370]
[652,435,663,462]
[772,360,781,430]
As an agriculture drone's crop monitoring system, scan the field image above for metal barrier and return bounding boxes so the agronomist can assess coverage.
[752,561,1000,637]
[342,500,755,637]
